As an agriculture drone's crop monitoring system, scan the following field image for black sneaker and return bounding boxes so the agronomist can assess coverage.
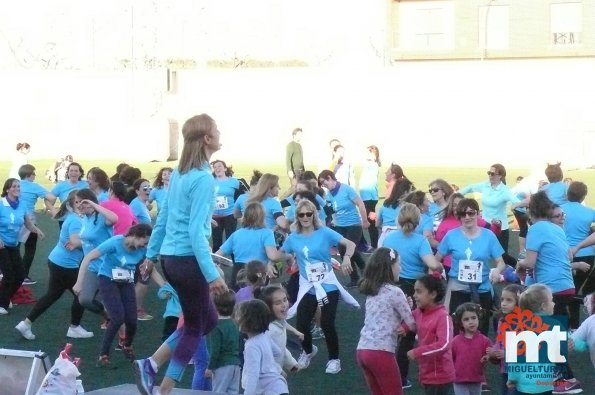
[22,277,37,285]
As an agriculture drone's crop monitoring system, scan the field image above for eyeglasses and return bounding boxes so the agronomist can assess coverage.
[458,210,478,218]
[297,212,314,218]
[487,171,499,177]
[429,188,442,193]
[142,186,152,192]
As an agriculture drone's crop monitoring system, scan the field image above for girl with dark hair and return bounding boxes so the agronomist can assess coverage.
[47,162,89,226]
[408,274,455,395]
[233,170,263,219]
[0,178,44,314]
[100,181,136,235]
[150,167,173,214]
[542,162,567,205]
[87,167,111,203]
[357,248,415,395]
[129,178,152,225]
[211,160,239,252]
[73,188,117,320]
[74,223,153,368]
[384,163,406,198]
[377,178,414,246]
[16,190,93,340]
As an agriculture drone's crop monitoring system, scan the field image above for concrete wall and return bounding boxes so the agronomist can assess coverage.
[2,58,595,168]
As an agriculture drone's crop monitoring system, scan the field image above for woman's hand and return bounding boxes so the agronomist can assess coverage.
[341,256,353,276]
[209,278,228,296]
[72,281,82,296]
[35,228,46,240]
[489,269,502,284]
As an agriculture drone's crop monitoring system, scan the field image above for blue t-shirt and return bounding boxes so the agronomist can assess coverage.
[438,227,504,293]
[233,193,248,215]
[328,183,361,227]
[80,213,114,273]
[48,213,83,269]
[213,177,240,217]
[526,220,574,293]
[51,180,89,203]
[19,180,48,218]
[359,161,379,201]
[416,213,434,235]
[97,190,109,203]
[542,181,568,206]
[253,197,283,229]
[428,202,445,232]
[379,204,399,227]
[97,235,147,278]
[282,227,343,293]
[129,197,151,224]
[0,197,27,247]
[220,227,276,263]
[562,202,595,257]
[383,230,433,280]
[149,186,168,212]
[459,181,519,230]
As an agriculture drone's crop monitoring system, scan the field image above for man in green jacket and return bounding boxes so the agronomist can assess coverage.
[286,127,305,185]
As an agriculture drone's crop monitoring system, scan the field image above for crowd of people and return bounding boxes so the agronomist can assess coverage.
[1,122,595,395]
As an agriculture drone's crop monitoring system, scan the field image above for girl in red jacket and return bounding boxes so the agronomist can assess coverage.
[408,274,455,395]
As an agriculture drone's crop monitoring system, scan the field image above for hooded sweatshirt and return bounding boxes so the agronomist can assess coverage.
[411,304,455,385]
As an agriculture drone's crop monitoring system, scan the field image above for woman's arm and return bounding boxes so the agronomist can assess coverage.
[353,196,370,229]
[421,254,443,272]
[338,237,356,275]
[24,215,45,240]
[72,249,102,295]
[517,250,537,270]
[490,256,506,283]
[85,199,118,225]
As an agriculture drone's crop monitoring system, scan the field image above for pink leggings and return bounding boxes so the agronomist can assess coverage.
[357,349,403,395]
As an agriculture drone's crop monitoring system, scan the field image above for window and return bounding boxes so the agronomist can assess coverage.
[550,2,582,45]
[399,1,454,50]
[479,5,509,49]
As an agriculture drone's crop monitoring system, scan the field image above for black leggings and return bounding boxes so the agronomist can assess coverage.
[296,291,340,359]
[570,256,594,329]
[553,293,575,380]
[334,225,366,282]
[360,200,378,248]
[396,278,416,382]
[22,231,38,277]
[211,215,237,253]
[0,246,25,309]
[497,229,517,267]
[424,383,453,395]
[27,261,84,326]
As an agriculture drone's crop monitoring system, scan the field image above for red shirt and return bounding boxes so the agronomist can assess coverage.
[451,332,492,383]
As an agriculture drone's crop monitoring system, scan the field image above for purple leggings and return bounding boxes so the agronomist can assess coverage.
[162,255,218,382]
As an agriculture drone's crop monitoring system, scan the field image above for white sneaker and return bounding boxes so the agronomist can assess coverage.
[325,359,341,374]
[0,307,8,315]
[16,321,36,340]
[297,345,318,369]
[67,325,94,338]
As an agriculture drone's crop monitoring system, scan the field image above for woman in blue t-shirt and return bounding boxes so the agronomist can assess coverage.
[0,178,44,314]
[211,160,240,252]
[436,198,505,335]
[16,190,94,340]
[214,202,292,290]
[358,145,380,250]
[74,188,118,320]
[382,202,443,386]
[129,178,152,225]
[280,199,357,375]
[74,224,152,368]
[47,162,89,226]
[377,178,414,247]
[244,173,289,232]
[149,167,172,214]
[87,167,111,203]
[318,170,370,288]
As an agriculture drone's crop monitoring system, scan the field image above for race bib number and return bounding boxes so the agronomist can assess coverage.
[112,268,134,283]
[215,196,228,210]
[458,260,483,284]
[305,261,327,283]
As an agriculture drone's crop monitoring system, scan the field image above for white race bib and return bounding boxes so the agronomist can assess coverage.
[458,260,483,284]
[111,268,134,283]
[305,261,328,283]
[215,196,228,210]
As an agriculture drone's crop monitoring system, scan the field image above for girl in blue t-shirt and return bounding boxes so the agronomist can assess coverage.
[47,162,89,224]
[377,178,415,247]
[0,178,44,314]
[75,189,118,320]
[214,202,292,290]
[149,167,172,214]
[74,224,152,368]
[16,190,93,340]
[243,174,288,232]
[211,160,240,252]
[129,178,152,225]
[87,167,111,203]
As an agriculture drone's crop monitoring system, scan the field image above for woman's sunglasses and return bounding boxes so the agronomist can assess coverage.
[428,188,442,193]
[458,210,477,218]
[142,186,153,192]
[297,212,314,218]
[487,171,499,177]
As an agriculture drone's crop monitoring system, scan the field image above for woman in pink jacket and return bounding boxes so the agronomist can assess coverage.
[408,274,455,395]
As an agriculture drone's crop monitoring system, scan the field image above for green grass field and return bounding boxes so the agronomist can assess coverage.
[0,160,594,394]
